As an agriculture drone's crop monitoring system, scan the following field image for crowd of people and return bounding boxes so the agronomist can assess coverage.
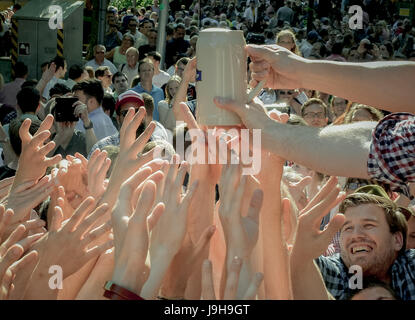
[0,0,414,301]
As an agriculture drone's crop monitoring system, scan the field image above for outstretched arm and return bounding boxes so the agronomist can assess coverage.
[215,98,374,179]
[247,44,415,113]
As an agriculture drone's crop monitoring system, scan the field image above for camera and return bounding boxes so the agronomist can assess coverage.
[54,97,79,122]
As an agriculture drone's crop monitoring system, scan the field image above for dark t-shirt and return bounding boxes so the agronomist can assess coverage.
[53,130,87,158]
[165,38,190,69]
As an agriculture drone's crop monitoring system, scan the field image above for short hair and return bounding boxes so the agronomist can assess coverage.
[141,92,154,116]
[348,277,400,300]
[85,66,95,79]
[9,117,41,156]
[14,62,28,78]
[49,83,71,97]
[21,80,38,88]
[72,79,104,105]
[16,87,40,114]
[146,51,162,62]
[126,47,139,57]
[95,66,110,78]
[68,64,84,80]
[112,71,128,84]
[102,93,116,116]
[339,193,408,255]
[122,33,135,43]
[138,58,154,71]
[51,55,66,71]
[301,98,328,117]
[175,23,186,31]
[143,139,175,161]
[140,18,154,28]
[93,45,106,54]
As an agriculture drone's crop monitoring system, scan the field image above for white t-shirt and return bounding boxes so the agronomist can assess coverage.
[119,63,139,88]
[152,70,170,89]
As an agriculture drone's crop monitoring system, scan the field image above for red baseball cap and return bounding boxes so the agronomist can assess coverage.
[115,90,145,113]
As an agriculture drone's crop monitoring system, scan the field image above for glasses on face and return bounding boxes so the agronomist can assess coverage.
[279,90,294,95]
[96,51,105,54]
[303,112,325,119]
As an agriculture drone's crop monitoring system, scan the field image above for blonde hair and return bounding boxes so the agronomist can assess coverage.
[165,75,181,104]
[343,103,384,124]
[276,29,302,56]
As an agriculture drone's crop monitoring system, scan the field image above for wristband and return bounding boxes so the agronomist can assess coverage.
[103,281,144,300]
[83,121,93,130]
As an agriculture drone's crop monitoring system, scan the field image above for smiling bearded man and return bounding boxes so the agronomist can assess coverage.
[315,186,415,300]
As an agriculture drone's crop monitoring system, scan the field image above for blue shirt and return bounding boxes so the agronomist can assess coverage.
[130,84,164,121]
[75,107,118,141]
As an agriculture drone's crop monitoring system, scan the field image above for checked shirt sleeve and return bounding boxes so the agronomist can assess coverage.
[367,113,415,199]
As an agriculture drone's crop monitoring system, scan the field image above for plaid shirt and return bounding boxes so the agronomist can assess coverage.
[316,250,415,300]
[367,113,415,199]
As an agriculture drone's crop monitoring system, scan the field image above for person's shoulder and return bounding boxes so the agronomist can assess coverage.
[85,59,95,66]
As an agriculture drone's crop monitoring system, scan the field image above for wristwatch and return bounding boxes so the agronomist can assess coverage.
[83,121,93,130]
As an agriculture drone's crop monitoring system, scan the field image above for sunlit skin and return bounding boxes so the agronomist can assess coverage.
[302,104,328,128]
[99,69,113,89]
[113,75,128,94]
[332,97,347,118]
[352,286,396,300]
[406,216,415,249]
[351,108,374,122]
[339,204,403,283]
[277,34,295,52]
[126,50,139,68]
[167,80,180,99]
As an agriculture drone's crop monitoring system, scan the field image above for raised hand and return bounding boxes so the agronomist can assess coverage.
[111,175,164,295]
[30,197,113,280]
[201,257,263,300]
[76,150,111,201]
[292,176,346,261]
[246,44,304,90]
[218,163,263,261]
[3,175,55,226]
[12,115,62,189]
[140,159,199,299]
[102,107,163,208]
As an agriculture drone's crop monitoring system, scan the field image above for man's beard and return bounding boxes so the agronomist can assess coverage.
[340,245,397,280]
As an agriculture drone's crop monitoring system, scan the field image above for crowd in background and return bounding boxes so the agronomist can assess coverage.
[0,0,413,301]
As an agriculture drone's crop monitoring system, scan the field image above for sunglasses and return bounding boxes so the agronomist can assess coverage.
[120,108,139,117]
[279,90,294,95]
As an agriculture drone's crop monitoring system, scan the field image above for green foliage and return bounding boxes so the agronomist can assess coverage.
[110,0,154,10]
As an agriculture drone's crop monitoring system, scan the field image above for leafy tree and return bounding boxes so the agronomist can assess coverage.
[110,0,154,9]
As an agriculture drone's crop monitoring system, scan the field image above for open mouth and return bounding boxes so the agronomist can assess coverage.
[350,245,372,254]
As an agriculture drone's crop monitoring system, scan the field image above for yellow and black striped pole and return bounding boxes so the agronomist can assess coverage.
[57,25,64,57]
[10,18,18,79]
